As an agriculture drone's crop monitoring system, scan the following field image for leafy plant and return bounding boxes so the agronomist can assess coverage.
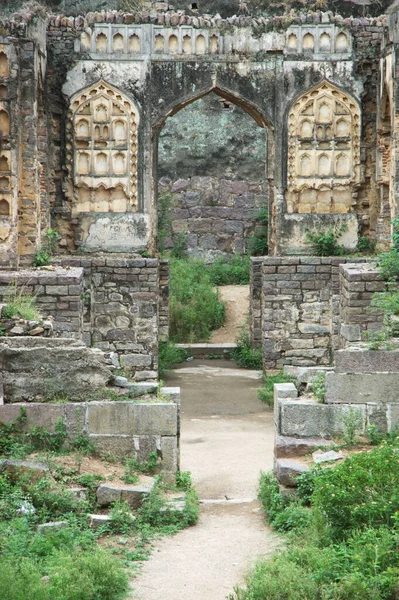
[342,407,362,446]
[207,254,251,285]
[310,371,326,402]
[357,236,376,254]
[159,340,188,377]
[169,258,226,342]
[305,224,347,256]
[32,229,60,267]
[247,205,268,256]
[257,371,297,406]
[232,329,263,369]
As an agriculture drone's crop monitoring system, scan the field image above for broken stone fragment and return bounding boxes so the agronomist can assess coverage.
[312,450,345,464]
[29,327,44,336]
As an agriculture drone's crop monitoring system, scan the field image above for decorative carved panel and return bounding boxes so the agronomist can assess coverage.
[286,81,360,214]
[66,80,139,216]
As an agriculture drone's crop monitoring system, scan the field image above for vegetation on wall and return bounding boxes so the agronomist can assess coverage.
[230,438,399,600]
[305,224,347,256]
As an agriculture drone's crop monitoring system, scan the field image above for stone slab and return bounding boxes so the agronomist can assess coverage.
[275,435,334,458]
[97,478,155,508]
[278,399,366,438]
[335,349,399,374]
[325,372,399,404]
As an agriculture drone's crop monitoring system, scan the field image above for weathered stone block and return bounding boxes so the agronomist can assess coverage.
[279,399,366,437]
[340,324,361,342]
[275,435,334,458]
[134,403,178,436]
[275,458,309,487]
[325,372,399,404]
[87,402,135,435]
[97,478,155,508]
[335,349,399,373]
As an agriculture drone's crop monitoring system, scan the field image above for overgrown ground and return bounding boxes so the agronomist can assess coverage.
[230,433,399,600]
[0,412,199,600]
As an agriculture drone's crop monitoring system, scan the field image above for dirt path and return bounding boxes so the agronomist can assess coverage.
[130,360,278,600]
[210,285,249,343]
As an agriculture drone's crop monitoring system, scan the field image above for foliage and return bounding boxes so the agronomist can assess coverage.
[122,451,159,480]
[368,284,399,349]
[247,206,268,256]
[257,371,297,406]
[109,500,136,534]
[231,441,399,600]
[159,340,189,377]
[2,283,41,321]
[232,330,263,369]
[305,224,347,256]
[341,407,362,446]
[169,258,226,342]
[28,419,67,452]
[310,371,326,402]
[207,254,251,285]
[357,235,377,255]
[32,229,60,268]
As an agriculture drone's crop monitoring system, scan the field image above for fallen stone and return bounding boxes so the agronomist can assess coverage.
[128,381,158,397]
[97,478,155,508]
[113,376,129,388]
[29,327,44,336]
[38,521,68,533]
[9,326,25,335]
[275,458,309,487]
[89,514,112,529]
[275,435,334,458]
[312,450,345,464]
[0,459,49,484]
[67,487,87,500]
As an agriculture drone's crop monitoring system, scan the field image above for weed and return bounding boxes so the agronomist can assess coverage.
[32,229,60,267]
[2,282,41,321]
[247,205,268,256]
[342,408,362,446]
[109,500,136,534]
[207,254,251,285]
[159,340,188,377]
[232,330,263,369]
[257,371,297,406]
[28,418,67,453]
[170,231,188,259]
[305,224,347,256]
[357,236,377,254]
[176,471,192,491]
[310,371,326,402]
[169,258,226,342]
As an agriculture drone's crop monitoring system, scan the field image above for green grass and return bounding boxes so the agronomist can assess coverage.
[159,340,188,377]
[257,371,297,406]
[169,258,226,342]
[207,255,250,285]
[2,286,41,321]
[232,330,263,369]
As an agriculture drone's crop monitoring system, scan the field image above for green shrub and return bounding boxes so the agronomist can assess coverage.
[357,236,377,254]
[2,285,41,321]
[257,371,297,406]
[32,229,60,268]
[377,249,399,281]
[207,254,250,285]
[305,224,347,256]
[159,340,188,377]
[312,442,399,540]
[232,330,263,369]
[247,206,268,257]
[169,258,226,342]
[136,480,199,531]
[310,371,325,402]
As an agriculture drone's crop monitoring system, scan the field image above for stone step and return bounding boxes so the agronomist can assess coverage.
[89,514,112,529]
[175,343,236,358]
[275,435,335,458]
[0,459,49,484]
[96,476,156,508]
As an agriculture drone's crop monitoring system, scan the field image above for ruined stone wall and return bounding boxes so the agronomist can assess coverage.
[55,256,162,378]
[260,256,369,370]
[159,258,169,341]
[159,177,267,257]
[249,257,262,348]
[0,268,84,338]
[339,262,385,345]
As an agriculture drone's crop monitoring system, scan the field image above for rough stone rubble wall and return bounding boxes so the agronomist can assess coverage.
[251,256,370,369]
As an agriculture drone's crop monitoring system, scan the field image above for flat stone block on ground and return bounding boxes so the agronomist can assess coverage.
[97,477,155,508]
[275,435,334,458]
[325,372,399,404]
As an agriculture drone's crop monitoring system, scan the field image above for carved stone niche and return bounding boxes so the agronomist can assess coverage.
[66,80,139,218]
[285,81,360,215]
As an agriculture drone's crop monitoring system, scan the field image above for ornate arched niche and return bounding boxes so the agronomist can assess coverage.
[286,81,360,214]
[66,80,139,217]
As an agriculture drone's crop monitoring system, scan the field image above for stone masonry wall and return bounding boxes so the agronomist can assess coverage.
[261,256,368,370]
[0,268,84,339]
[158,177,267,259]
[159,259,169,342]
[339,262,385,345]
[55,256,162,378]
[250,257,263,349]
